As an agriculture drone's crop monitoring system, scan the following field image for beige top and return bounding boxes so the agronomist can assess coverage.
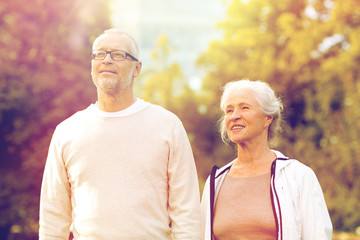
[39,101,201,240]
[213,172,276,240]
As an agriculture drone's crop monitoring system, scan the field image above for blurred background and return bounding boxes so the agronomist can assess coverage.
[0,0,360,239]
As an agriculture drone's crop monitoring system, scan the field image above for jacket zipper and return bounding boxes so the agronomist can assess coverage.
[271,159,286,240]
[210,165,218,240]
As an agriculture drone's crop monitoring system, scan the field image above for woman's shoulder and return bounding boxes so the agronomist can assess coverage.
[215,159,236,178]
[279,158,313,172]
[276,157,319,188]
[273,150,312,171]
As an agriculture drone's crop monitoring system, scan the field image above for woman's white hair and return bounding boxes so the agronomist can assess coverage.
[219,79,284,146]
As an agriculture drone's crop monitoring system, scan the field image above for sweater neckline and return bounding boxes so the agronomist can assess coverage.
[89,98,150,118]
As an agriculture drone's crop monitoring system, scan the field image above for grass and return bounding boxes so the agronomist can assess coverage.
[333,232,360,240]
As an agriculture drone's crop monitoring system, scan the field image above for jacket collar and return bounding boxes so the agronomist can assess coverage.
[215,149,291,178]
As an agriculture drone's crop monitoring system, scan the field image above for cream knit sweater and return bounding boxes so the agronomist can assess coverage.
[39,100,201,239]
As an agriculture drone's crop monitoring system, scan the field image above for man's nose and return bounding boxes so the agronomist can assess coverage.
[103,53,113,62]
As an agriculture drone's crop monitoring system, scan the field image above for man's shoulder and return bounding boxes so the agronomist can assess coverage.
[145,103,181,122]
[55,106,91,130]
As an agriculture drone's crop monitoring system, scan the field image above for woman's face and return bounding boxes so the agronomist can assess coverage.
[224,88,273,145]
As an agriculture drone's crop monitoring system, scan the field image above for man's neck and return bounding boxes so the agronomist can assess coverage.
[97,90,136,112]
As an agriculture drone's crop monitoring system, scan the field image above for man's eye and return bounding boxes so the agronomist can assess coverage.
[96,52,105,58]
[112,52,125,59]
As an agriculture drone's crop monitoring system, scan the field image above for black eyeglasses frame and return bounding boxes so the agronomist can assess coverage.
[91,50,138,62]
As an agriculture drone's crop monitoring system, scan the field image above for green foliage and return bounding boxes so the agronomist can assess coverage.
[1,0,360,237]
[138,0,360,233]
[137,35,236,180]
[196,0,360,232]
[0,0,111,238]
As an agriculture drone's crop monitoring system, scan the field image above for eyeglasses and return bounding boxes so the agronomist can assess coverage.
[91,50,138,62]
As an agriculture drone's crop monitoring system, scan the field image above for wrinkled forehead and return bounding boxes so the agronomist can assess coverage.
[222,87,263,112]
[223,87,253,103]
[92,32,132,50]
[228,89,254,101]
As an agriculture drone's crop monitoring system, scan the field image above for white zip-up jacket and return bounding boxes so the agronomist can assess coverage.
[200,150,332,240]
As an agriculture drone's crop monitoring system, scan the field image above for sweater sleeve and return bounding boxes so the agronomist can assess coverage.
[299,167,333,240]
[167,122,201,240]
[39,128,72,240]
[200,177,211,240]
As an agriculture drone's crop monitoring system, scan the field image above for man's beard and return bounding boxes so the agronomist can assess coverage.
[98,72,132,96]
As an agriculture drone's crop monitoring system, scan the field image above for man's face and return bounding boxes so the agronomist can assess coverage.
[91,33,141,96]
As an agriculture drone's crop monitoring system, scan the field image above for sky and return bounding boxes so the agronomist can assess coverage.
[109,0,227,89]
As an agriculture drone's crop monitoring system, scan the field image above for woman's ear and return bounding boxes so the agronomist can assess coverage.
[265,115,273,128]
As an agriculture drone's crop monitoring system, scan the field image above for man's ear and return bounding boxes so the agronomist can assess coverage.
[133,61,142,77]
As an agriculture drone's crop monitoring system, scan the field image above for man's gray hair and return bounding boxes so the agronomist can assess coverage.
[93,28,140,59]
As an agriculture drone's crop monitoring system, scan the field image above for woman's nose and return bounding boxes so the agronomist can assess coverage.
[230,111,241,121]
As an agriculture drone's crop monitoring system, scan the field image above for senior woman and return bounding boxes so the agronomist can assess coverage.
[200,79,332,240]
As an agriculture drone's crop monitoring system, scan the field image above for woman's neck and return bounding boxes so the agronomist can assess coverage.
[229,143,276,178]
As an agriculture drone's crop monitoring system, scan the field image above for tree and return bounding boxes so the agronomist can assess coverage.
[135,34,230,183]
[197,0,360,232]
[0,0,111,238]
